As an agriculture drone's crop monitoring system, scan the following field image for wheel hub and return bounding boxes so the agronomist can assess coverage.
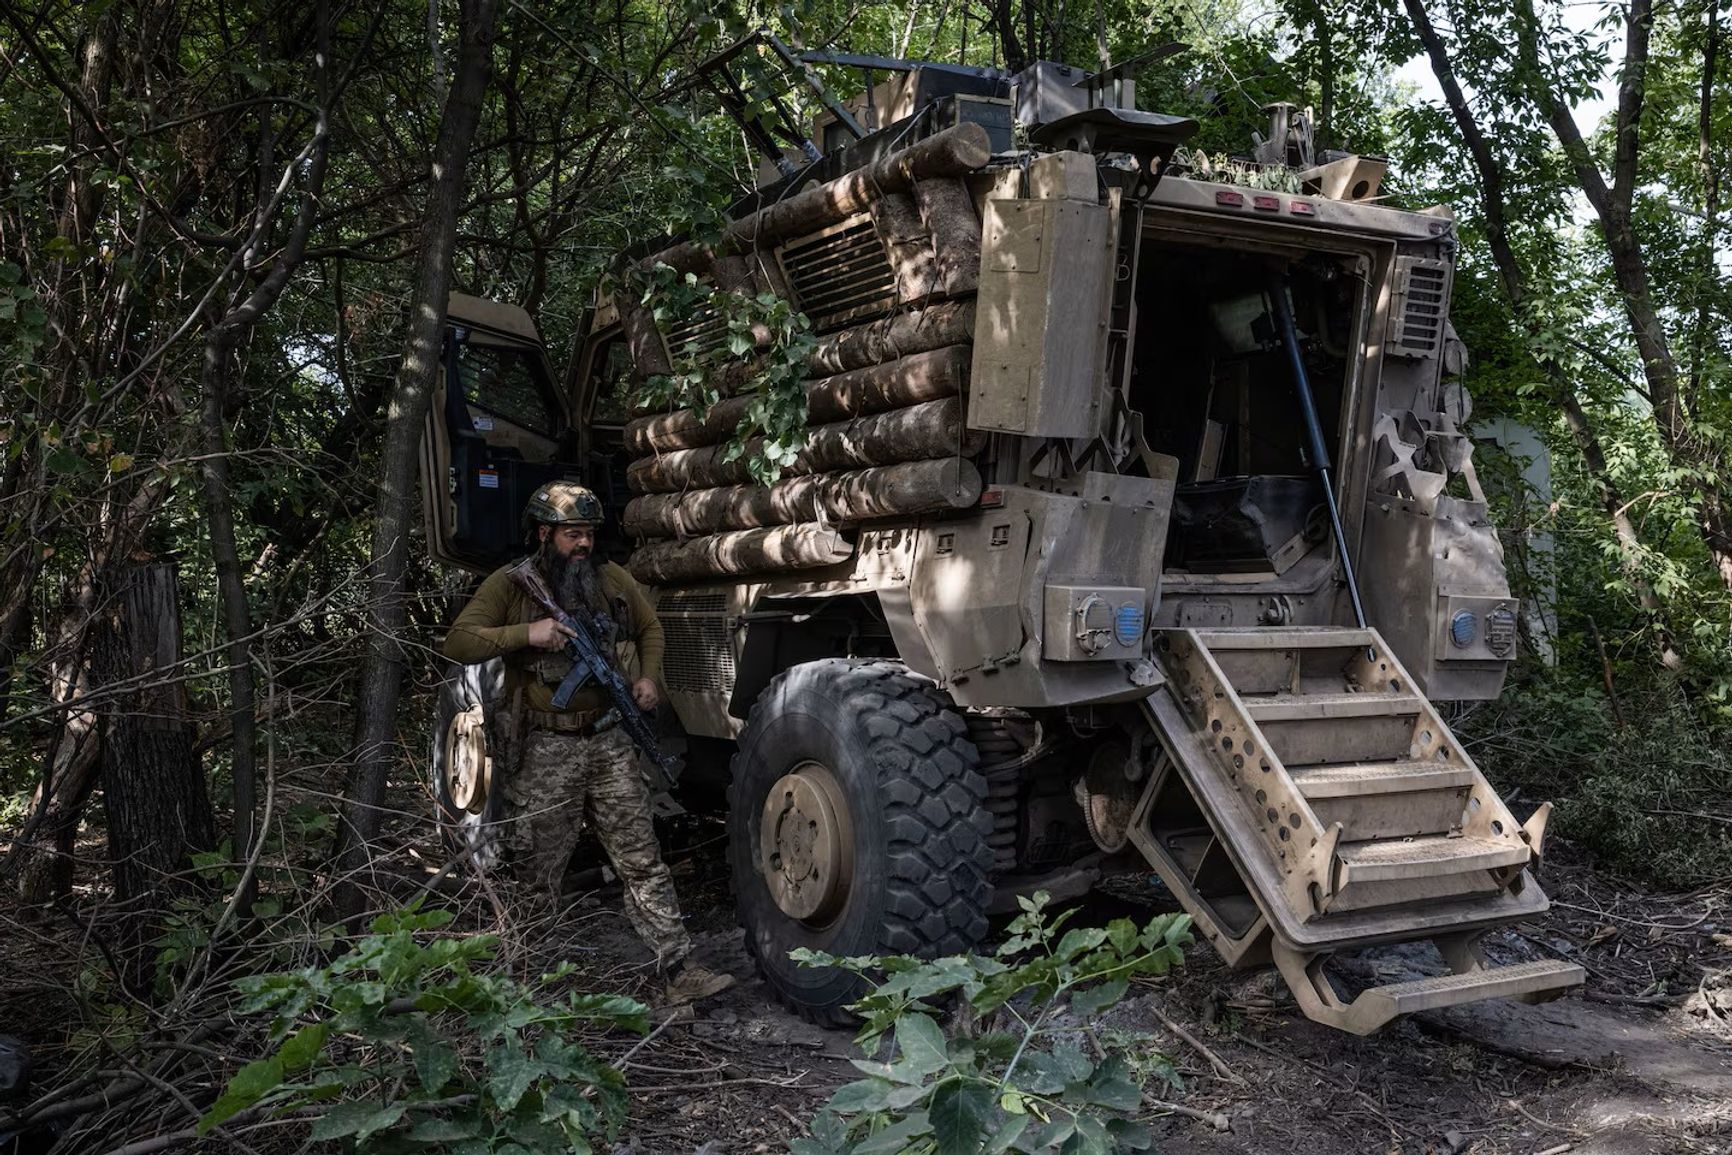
[761,761,854,923]
[444,705,491,814]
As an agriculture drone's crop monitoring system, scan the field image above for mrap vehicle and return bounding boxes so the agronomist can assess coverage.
[422,41,1583,1033]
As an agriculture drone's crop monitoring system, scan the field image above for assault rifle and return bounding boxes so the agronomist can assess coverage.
[506,556,674,784]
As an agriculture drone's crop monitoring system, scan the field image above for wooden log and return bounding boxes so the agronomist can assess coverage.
[626,397,978,494]
[628,524,855,584]
[913,178,982,295]
[624,458,983,538]
[650,123,993,274]
[870,191,940,303]
[624,345,971,455]
[808,299,975,376]
[618,293,672,379]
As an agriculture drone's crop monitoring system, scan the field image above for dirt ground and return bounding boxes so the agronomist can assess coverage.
[570,824,1732,1155]
[3,807,1728,1155]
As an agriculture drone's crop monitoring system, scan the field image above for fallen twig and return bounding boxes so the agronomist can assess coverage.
[1508,1097,1587,1138]
[1150,1007,1243,1084]
[632,1074,812,1094]
[616,1009,680,1070]
[1145,1097,1231,1131]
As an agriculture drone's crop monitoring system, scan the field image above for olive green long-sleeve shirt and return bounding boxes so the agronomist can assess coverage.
[442,560,663,716]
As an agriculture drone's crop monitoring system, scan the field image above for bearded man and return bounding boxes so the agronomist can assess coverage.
[442,481,733,1005]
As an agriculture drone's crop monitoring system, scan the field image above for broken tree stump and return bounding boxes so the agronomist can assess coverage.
[95,563,215,917]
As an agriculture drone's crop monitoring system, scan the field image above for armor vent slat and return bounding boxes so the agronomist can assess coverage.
[779,215,900,333]
[1390,258,1450,359]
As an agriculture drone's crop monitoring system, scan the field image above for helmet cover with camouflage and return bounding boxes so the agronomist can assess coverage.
[524,480,603,532]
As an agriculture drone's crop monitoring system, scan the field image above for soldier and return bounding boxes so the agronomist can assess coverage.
[443,481,735,1006]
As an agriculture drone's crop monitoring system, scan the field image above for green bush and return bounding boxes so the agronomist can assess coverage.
[1461,670,1732,888]
[202,904,648,1152]
[791,893,1192,1155]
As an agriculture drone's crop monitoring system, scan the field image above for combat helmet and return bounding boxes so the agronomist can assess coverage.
[523,480,603,532]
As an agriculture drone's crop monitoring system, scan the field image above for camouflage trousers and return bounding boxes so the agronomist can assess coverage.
[502,727,692,967]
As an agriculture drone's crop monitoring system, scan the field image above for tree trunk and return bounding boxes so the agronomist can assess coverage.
[1688,0,1722,408]
[1514,0,1732,589]
[196,17,332,883]
[96,564,214,915]
[1405,0,1681,668]
[333,0,499,917]
[9,718,100,906]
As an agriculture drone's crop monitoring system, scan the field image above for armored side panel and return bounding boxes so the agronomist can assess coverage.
[897,472,1172,708]
[968,198,1113,437]
[1360,494,1515,701]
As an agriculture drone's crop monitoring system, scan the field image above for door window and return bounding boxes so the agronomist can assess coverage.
[453,334,557,436]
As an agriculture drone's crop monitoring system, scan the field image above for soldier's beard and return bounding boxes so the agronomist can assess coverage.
[545,546,608,618]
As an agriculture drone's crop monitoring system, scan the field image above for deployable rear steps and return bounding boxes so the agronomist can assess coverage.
[1132,626,1583,1034]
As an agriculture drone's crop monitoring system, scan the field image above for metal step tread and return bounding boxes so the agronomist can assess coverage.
[1243,691,1423,722]
[1291,761,1474,799]
[1359,959,1585,1016]
[1191,627,1376,651]
[1337,834,1529,881]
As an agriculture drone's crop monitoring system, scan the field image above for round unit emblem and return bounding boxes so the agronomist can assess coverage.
[1485,605,1517,657]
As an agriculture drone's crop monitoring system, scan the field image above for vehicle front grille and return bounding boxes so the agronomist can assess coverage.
[661,609,734,694]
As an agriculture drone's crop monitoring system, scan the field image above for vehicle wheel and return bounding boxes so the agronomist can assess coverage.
[430,659,507,870]
[729,658,994,1023]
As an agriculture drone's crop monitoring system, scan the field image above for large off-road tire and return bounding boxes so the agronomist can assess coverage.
[729,659,994,1023]
[430,659,507,870]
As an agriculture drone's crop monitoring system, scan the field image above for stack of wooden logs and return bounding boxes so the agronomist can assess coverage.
[621,123,995,586]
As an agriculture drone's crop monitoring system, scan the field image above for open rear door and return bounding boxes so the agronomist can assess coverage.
[420,293,577,573]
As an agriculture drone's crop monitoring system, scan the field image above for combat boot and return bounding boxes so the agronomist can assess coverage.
[662,960,735,1006]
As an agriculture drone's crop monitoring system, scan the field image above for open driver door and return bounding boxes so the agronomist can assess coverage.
[420,293,580,574]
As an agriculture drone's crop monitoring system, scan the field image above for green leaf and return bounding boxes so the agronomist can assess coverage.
[407,1116,481,1141]
[308,1101,405,1141]
[984,1112,1030,1154]
[854,1110,933,1155]
[45,447,87,475]
[1106,1118,1153,1150]
[894,1014,949,1077]
[197,1057,282,1134]
[930,1080,994,1155]
[1085,1070,1142,1113]
[1053,927,1108,963]
[1051,1042,1094,1083]
[1070,978,1128,1018]
[275,1023,327,1073]
[487,1039,543,1111]
[415,1041,459,1092]
[827,1077,896,1113]
[1063,1113,1113,1155]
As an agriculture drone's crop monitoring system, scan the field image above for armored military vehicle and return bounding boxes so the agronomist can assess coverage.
[422,39,1583,1033]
